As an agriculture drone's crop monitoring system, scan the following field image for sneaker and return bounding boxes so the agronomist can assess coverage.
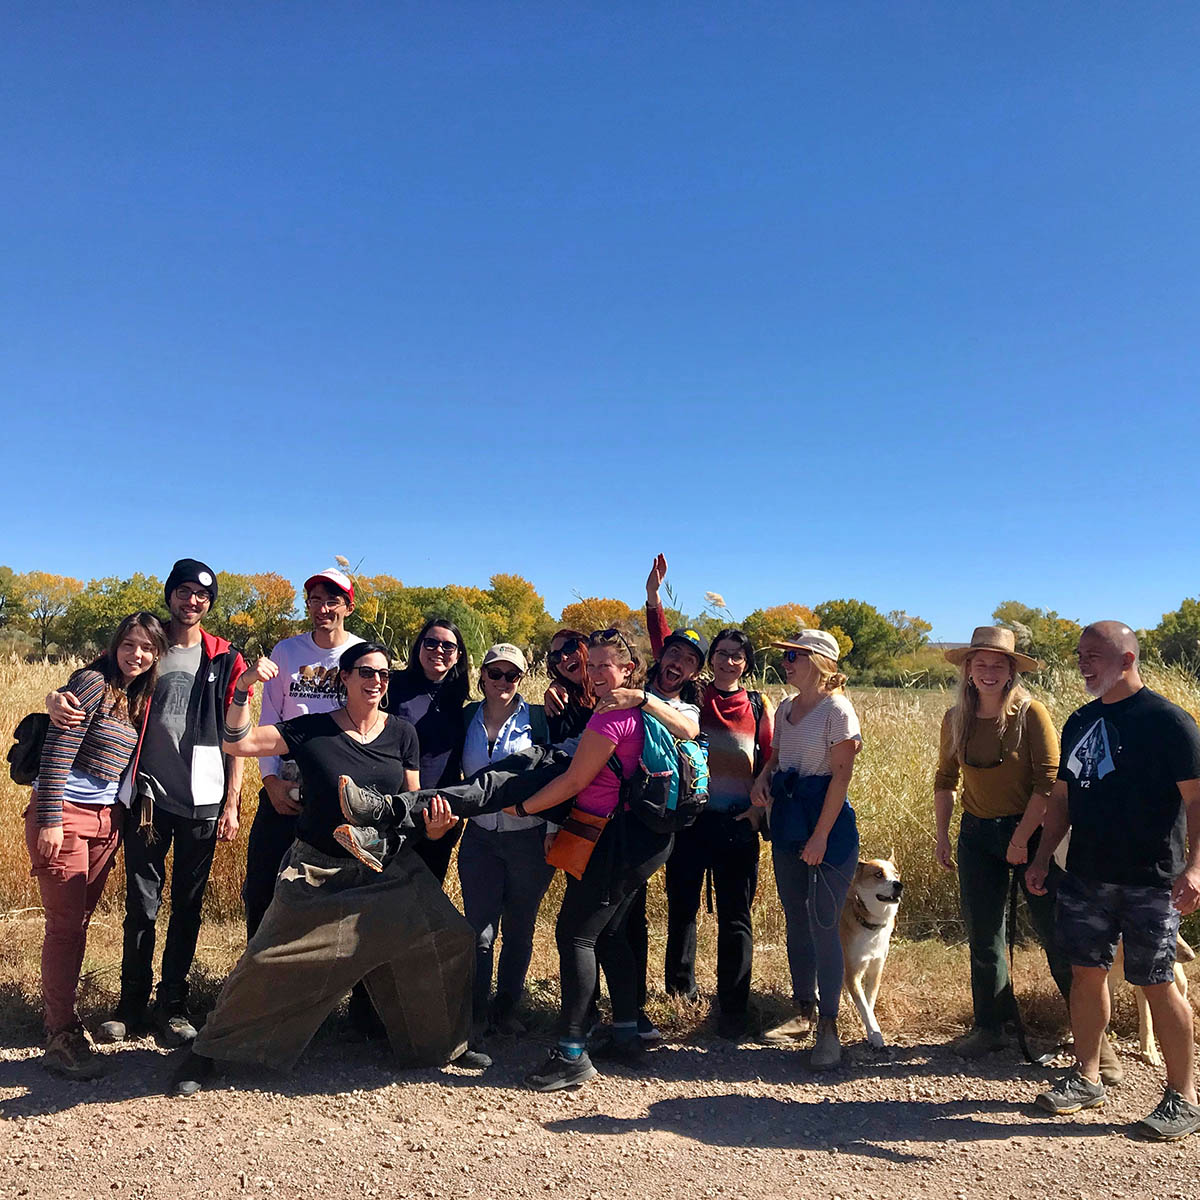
[810,1018,842,1071]
[1097,1035,1124,1087]
[1035,1066,1106,1115]
[588,1029,646,1064]
[950,1026,1009,1059]
[636,1011,663,1044]
[153,1001,198,1046]
[171,1050,215,1098]
[526,1048,598,1092]
[334,823,387,872]
[338,775,390,826]
[450,1047,493,1070]
[763,1004,817,1042]
[96,1003,148,1044]
[43,1026,103,1080]
[1134,1087,1200,1141]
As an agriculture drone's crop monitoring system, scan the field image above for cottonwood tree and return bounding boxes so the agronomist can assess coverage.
[18,571,84,655]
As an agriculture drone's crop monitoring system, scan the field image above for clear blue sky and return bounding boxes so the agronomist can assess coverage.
[3,4,1197,640]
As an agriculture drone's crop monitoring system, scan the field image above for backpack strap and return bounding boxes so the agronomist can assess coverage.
[463,701,481,731]
[747,689,765,775]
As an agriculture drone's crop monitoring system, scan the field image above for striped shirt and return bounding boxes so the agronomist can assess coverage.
[701,685,774,813]
[774,692,861,777]
[35,669,139,826]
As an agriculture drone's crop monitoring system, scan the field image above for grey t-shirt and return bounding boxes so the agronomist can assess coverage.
[141,641,207,819]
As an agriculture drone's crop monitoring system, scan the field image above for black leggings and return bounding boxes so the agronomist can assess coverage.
[556,819,672,1042]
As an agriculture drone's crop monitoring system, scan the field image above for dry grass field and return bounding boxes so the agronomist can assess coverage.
[3,653,1199,1043]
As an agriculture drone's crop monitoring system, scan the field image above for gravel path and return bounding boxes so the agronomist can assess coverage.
[2,1030,1196,1200]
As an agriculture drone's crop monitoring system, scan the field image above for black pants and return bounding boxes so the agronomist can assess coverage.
[558,818,672,1042]
[663,810,760,1015]
[243,793,298,940]
[957,811,1072,1030]
[121,805,219,1010]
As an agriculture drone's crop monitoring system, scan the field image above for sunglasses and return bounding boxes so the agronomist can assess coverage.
[588,628,635,657]
[422,638,459,655]
[783,649,812,663]
[353,666,391,682]
[548,637,583,664]
[484,666,522,683]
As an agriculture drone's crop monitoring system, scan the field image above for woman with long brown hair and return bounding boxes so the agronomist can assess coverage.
[26,611,167,1079]
[932,626,1094,1069]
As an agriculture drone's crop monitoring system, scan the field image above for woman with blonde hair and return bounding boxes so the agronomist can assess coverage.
[751,629,861,1071]
[932,627,1107,1073]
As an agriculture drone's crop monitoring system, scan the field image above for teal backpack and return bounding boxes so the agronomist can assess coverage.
[608,710,710,833]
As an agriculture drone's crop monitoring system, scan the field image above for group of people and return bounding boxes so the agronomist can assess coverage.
[19,555,1200,1142]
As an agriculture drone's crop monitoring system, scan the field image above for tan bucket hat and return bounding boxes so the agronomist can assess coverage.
[944,626,1040,673]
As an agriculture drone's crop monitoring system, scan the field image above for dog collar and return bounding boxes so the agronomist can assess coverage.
[851,895,886,931]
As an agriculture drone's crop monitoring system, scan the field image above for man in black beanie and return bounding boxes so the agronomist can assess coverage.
[48,557,250,1045]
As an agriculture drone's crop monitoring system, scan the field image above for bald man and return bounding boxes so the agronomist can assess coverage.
[1027,622,1200,1140]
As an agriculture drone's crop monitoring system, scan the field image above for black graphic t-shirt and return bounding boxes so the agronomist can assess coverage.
[278,712,419,858]
[1057,688,1200,886]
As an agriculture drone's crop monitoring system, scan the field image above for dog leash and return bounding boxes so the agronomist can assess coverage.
[1007,866,1056,1066]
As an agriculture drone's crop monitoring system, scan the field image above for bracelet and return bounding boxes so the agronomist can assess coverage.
[224,719,252,742]
[636,691,648,709]
[233,689,250,707]
[515,801,529,818]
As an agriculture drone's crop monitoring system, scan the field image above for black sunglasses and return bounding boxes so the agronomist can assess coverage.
[353,666,391,682]
[484,666,522,683]
[783,649,812,663]
[548,637,583,664]
[422,638,459,655]
[588,628,634,657]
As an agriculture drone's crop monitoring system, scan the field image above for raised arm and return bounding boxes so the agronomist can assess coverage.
[221,658,288,759]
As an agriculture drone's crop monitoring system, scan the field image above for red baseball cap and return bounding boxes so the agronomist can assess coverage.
[304,568,354,604]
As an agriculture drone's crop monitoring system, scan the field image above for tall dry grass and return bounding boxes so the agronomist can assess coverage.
[6,655,1200,937]
[3,654,1200,1038]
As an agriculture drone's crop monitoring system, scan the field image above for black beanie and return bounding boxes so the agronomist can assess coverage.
[164,558,218,606]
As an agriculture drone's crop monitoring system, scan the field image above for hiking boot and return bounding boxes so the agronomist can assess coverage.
[1134,1087,1200,1141]
[526,1048,598,1092]
[636,1011,663,1044]
[810,1018,842,1071]
[338,775,390,826]
[171,1050,215,1098]
[334,823,387,872]
[490,997,527,1037]
[589,1029,647,1064]
[1097,1035,1124,1087]
[43,1026,103,1080]
[96,1003,149,1044]
[950,1026,1009,1059]
[763,1004,817,1042]
[1035,1066,1106,1115]
[450,1048,492,1071]
[154,999,198,1046]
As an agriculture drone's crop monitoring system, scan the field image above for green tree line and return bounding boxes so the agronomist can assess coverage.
[4,562,1200,686]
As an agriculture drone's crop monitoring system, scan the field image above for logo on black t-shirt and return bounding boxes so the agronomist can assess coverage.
[1065,718,1117,785]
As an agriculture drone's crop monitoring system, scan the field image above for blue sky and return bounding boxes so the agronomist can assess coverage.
[3,4,1197,639]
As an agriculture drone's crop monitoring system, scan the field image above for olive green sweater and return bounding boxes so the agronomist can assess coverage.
[934,699,1059,819]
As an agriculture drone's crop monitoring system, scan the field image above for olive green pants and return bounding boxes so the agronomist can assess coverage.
[194,841,473,1072]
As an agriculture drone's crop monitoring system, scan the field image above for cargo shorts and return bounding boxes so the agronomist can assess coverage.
[1055,871,1181,986]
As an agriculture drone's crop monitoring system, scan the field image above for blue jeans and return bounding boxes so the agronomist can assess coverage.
[771,836,858,1018]
[457,822,555,1023]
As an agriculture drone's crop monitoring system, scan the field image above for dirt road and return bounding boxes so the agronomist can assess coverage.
[2,1029,1195,1200]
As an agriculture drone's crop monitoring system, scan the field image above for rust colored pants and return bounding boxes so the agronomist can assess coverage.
[25,798,124,1035]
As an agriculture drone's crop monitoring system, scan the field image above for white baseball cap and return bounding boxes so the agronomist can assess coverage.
[772,629,842,662]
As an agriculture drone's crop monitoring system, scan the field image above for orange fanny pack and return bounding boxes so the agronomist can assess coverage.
[545,806,610,880]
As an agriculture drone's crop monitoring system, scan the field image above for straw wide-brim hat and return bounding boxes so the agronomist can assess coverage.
[944,626,1040,673]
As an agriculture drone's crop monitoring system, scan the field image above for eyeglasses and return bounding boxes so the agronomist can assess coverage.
[353,666,391,682]
[422,638,459,655]
[783,649,812,663]
[712,649,746,664]
[484,666,522,683]
[306,594,346,610]
[174,587,212,604]
[548,638,583,664]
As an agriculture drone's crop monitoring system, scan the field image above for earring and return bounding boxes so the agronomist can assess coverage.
[380,691,389,711]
